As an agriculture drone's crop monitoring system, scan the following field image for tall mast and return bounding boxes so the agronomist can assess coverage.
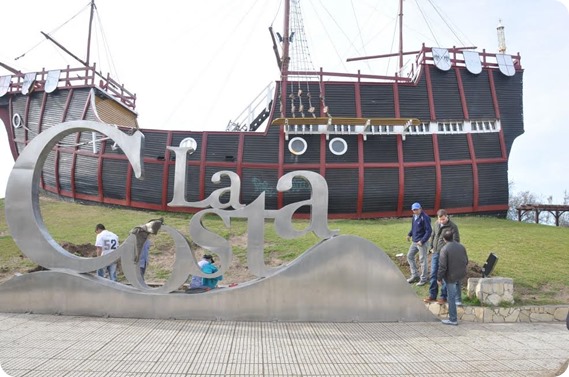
[398,0,403,70]
[279,0,291,117]
[86,0,95,65]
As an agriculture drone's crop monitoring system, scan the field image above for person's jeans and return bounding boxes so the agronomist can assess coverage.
[97,263,117,281]
[455,281,462,303]
[407,241,429,282]
[429,252,447,299]
[446,279,458,322]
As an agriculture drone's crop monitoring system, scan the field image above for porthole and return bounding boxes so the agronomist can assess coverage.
[329,137,347,156]
[288,137,307,155]
[179,137,197,154]
[12,113,22,129]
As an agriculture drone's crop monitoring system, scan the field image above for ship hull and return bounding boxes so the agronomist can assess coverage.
[0,61,524,218]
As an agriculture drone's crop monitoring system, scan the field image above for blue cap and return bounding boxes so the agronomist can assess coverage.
[411,202,421,210]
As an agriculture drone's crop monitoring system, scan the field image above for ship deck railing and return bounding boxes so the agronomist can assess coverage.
[275,117,501,140]
[0,64,136,110]
[416,45,522,71]
[284,45,522,84]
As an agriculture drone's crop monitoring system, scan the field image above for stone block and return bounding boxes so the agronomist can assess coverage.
[518,312,531,322]
[427,304,441,316]
[530,312,554,322]
[498,308,510,316]
[505,309,520,322]
[554,307,569,321]
[492,282,504,295]
[487,293,502,306]
[467,278,479,298]
[474,307,485,320]
[502,291,514,304]
[461,314,478,322]
[492,314,505,322]
[469,277,514,306]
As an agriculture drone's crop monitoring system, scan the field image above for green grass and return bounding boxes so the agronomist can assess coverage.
[1,196,568,304]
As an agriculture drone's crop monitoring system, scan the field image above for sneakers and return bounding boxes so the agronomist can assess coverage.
[423,297,436,303]
[455,301,463,306]
[416,280,427,286]
[437,298,447,305]
[441,319,458,326]
[406,276,420,284]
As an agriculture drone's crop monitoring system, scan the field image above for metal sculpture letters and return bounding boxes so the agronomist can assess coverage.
[5,121,337,292]
[2,120,435,322]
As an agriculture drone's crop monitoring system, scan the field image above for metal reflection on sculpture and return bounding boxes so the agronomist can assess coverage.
[5,120,144,272]
[5,120,338,293]
[183,170,338,277]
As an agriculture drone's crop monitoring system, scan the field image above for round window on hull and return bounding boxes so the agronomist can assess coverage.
[329,137,347,155]
[12,113,23,129]
[288,137,307,155]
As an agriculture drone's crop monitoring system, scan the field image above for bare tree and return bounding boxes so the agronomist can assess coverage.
[508,189,543,222]
[561,190,569,227]
[508,183,569,226]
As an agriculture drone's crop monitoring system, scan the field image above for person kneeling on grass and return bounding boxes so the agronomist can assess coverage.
[189,254,223,290]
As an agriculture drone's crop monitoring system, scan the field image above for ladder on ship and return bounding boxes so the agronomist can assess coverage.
[226,82,275,132]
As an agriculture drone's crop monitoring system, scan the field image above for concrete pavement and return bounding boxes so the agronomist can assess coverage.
[0,312,568,376]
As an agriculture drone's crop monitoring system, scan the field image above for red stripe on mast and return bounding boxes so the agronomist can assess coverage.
[396,135,405,216]
[455,67,469,119]
[432,134,442,211]
[488,70,501,119]
[424,65,437,121]
[466,134,479,211]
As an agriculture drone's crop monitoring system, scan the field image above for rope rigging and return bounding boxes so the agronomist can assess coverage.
[14,2,91,62]
[284,0,322,118]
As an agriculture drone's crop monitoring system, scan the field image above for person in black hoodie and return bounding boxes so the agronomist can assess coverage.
[437,230,468,325]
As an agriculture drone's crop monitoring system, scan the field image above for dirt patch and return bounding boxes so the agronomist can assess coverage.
[23,240,268,287]
[61,242,98,258]
[394,253,483,286]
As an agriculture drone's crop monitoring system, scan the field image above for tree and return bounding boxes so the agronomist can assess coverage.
[508,189,543,223]
[561,190,569,227]
[508,183,569,226]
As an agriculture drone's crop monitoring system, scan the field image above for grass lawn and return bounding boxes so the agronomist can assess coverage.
[1,196,568,305]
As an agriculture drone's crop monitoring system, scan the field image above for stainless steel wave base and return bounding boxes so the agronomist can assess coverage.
[0,235,435,322]
[2,120,435,322]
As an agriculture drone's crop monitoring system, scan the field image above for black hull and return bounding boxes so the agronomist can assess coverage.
[0,57,524,218]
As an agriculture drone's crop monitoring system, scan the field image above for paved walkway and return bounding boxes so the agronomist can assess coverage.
[0,313,568,377]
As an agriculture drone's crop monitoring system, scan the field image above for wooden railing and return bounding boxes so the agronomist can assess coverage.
[516,204,569,226]
[1,64,136,110]
[285,45,522,84]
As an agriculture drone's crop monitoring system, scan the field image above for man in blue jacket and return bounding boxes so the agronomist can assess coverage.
[406,202,432,286]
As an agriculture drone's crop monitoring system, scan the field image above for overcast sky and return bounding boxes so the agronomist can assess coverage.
[1,0,568,203]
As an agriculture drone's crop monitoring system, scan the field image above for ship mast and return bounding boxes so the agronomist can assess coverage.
[41,0,97,68]
[346,0,410,74]
[86,0,96,65]
[279,0,291,117]
[398,0,404,70]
